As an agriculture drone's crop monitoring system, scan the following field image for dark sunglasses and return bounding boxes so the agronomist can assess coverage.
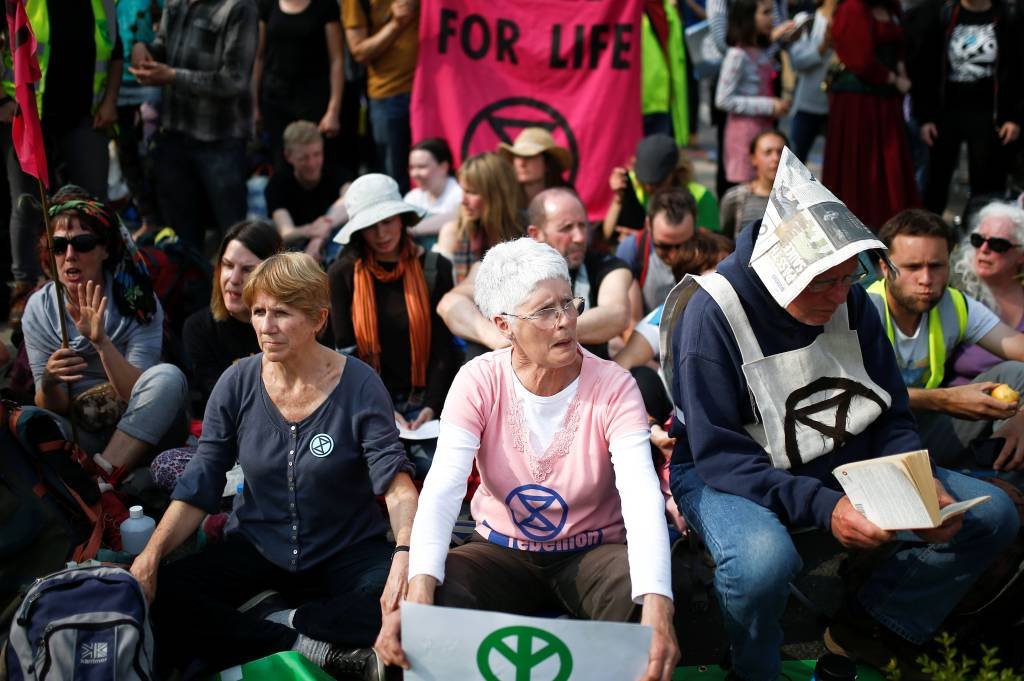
[51,234,101,254]
[970,232,1020,254]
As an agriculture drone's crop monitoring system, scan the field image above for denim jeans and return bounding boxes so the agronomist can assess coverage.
[368,92,411,193]
[788,111,827,163]
[154,131,247,250]
[670,461,1019,681]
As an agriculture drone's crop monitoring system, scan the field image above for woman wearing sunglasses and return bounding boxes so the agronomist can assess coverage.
[950,202,1024,387]
[21,185,189,484]
[374,238,680,681]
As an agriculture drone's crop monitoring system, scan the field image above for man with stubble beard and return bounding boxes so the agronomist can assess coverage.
[867,209,1024,472]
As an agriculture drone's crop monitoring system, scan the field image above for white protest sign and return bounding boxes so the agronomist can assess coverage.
[401,602,652,681]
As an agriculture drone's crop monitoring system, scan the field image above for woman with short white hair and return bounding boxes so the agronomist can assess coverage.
[375,238,680,681]
[950,201,1024,386]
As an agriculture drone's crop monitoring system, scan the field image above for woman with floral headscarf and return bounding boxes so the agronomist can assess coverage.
[22,186,189,483]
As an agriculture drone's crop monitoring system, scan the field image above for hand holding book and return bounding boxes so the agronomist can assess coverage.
[833,450,989,533]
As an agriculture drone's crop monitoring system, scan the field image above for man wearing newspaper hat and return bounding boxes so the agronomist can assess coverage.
[659,150,1018,680]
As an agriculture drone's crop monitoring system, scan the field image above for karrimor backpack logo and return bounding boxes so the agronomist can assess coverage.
[80,642,109,664]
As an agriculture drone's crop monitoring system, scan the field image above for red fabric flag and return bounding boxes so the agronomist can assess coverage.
[5,0,48,187]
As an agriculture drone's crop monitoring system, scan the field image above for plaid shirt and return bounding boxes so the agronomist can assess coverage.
[149,0,258,141]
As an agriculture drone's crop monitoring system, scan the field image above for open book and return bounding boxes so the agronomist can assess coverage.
[833,450,990,530]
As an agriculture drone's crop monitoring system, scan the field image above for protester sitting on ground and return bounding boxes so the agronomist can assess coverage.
[329,175,457,477]
[603,133,719,243]
[868,209,1024,473]
[375,237,679,681]
[404,138,463,243]
[252,0,344,172]
[719,129,786,237]
[616,187,699,319]
[131,252,418,680]
[662,203,1018,680]
[950,203,1024,387]
[497,127,572,203]
[435,152,525,283]
[183,220,282,410]
[439,188,631,360]
[22,186,189,484]
[265,120,348,259]
[149,221,283,493]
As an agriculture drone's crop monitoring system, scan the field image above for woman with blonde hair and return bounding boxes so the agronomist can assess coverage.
[436,151,524,283]
[132,252,418,679]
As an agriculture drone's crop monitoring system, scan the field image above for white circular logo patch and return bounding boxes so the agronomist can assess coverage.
[310,434,334,458]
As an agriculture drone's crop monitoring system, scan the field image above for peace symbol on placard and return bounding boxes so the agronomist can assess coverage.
[460,97,579,185]
[477,626,573,681]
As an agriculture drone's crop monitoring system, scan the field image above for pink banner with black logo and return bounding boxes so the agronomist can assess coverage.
[411,0,644,220]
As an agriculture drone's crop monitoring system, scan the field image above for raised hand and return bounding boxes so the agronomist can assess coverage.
[67,280,108,345]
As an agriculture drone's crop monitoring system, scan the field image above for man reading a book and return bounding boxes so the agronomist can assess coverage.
[868,209,1024,473]
[660,194,1018,680]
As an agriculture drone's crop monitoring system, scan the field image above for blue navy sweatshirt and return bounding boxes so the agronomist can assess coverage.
[669,221,921,529]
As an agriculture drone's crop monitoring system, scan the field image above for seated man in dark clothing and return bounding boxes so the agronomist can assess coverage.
[265,120,349,258]
[439,188,631,359]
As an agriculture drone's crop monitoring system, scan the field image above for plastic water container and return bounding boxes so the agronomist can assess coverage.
[120,506,156,557]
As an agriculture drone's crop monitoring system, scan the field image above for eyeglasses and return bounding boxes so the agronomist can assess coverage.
[653,240,688,255]
[804,262,868,293]
[502,297,585,329]
[970,232,1020,254]
[51,234,100,254]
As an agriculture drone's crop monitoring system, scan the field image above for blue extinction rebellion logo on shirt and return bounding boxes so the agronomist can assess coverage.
[310,434,334,458]
[506,484,569,542]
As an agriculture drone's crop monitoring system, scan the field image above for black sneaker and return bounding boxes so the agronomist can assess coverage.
[237,589,292,625]
[823,612,929,681]
[323,647,385,681]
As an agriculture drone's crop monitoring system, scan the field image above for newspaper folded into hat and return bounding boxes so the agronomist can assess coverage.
[750,148,894,308]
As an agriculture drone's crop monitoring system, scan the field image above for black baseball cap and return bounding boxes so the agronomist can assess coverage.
[634,134,679,186]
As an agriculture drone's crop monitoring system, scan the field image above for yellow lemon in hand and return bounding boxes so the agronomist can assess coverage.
[991,384,1020,404]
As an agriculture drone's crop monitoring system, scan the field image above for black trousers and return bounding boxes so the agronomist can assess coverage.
[153,533,392,673]
[923,108,1012,214]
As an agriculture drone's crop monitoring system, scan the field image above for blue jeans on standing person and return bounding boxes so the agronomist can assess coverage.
[154,131,247,250]
[669,461,1019,681]
[788,111,828,163]
[368,92,411,194]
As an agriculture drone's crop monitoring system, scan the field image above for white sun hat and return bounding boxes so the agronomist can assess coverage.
[334,173,426,245]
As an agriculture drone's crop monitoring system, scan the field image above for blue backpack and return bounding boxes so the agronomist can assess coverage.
[5,565,155,681]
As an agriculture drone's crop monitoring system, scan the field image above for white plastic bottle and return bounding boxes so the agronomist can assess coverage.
[120,506,156,557]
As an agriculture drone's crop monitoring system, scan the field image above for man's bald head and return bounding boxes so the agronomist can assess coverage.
[527,188,588,269]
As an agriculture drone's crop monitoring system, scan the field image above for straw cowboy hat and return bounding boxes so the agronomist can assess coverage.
[498,128,573,172]
[334,174,426,245]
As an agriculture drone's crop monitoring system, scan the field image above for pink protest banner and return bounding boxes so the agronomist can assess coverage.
[411,0,644,220]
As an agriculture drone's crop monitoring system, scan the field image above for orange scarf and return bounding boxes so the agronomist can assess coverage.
[352,243,431,388]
